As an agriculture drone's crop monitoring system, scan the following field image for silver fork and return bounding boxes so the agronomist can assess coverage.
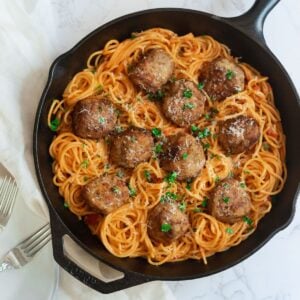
[0,176,18,232]
[0,223,51,272]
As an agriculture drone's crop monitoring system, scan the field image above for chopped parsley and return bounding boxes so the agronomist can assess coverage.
[128,185,137,197]
[243,216,253,226]
[151,128,162,137]
[225,69,235,80]
[178,202,187,212]
[210,153,221,160]
[50,118,60,132]
[226,227,234,234]
[144,170,151,182]
[95,84,103,92]
[164,171,177,184]
[197,82,204,90]
[202,197,209,208]
[161,223,172,232]
[98,116,106,124]
[228,171,234,178]
[183,89,193,98]
[63,202,69,208]
[186,182,192,191]
[204,113,211,120]
[193,207,202,213]
[116,170,124,178]
[240,182,246,188]
[191,124,199,133]
[182,153,188,160]
[130,136,137,143]
[81,159,89,168]
[222,182,230,189]
[130,33,137,39]
[115,126,124,133]
[212,133,218,140]
[243,170,251,174]
[223,196,230,204]
[111,186,120,194]
[262,142,270,151]
[154,143,163,154]
[183,103,195,110]
[148,90,165,101]
[214,176,220,183]
[198,128,211,139]
[203,143,210,150]
[160,192,178,203]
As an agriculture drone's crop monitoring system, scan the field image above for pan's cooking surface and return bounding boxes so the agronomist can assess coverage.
[33,7,300,294]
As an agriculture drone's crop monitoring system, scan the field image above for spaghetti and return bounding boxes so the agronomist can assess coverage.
[48,28,286,265]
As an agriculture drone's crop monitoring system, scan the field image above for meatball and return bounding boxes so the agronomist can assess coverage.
[128,49,174,92]
[148,201,190,243]
[72,96,117,139]
[81,174,129,215]
[208,178,251,224]
[160,133,205,181]
[199,57,245,101]
[162,79,207,127]
[218,115,260,155]
[110,127,154,168]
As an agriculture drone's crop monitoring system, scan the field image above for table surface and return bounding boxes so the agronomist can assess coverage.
[0,0,300,299]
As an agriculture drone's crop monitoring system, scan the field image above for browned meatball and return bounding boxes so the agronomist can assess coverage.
[162,80,207,127]
[218,115,260,155]
[148,201,190,243]
[208,178,251,224]
[160,133,205,181]
[199,57,245,101]
[110,127,154,168]
[128,49,174,92]
[81,174,129,215]
[72,96,117,139]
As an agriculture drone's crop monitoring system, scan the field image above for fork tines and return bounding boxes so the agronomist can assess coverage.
[20,223,51,257]
[0,176,18,228]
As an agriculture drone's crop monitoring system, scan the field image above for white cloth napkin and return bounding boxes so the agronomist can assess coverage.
[0,1,185,298]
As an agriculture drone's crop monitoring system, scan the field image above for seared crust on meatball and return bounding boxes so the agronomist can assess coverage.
[160,133,205,180]
[148,201,190,243]
[199,57,245,101]
[162,79,207,127]
[218,115,260,155]
[81,174,129,215]
[128,49,174,92]
[110,127,154,168]
[208,178,251,224]
[72,96,117,139]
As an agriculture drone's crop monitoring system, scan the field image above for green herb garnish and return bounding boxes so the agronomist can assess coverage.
[160,192,178,203]
[193,207,202,213]
[148,90,165,101]
[81,159,89,168]
[116,170,124,178]
[223,196,230,204]
[144,170,151,182]
[111,186,120,194]
[130,33,137,39]
[243,216,253,226]
[178,202,187,212]
[186,182,192,191]
[262,142,270,151]
[240,182,246,188]
[128,185,137,197]
[202,197,209,208]
[203,143,210,150]
[182,153,188,160]
[98,116,106,124]
[197,82,204,90]
[95,84,103,92]
[183,103,195,110]
[183,88,193,98]
[226,69,234,80]
[161,223,172,232]
[152,128,162,137]
[191,124,199,133]
[64,202,69,208]
[154,143,163,154]
[214,176,220,183]
[226,227,234,234]
[198,127,211,139]
[50,118,60,132]
[164,171,177,184]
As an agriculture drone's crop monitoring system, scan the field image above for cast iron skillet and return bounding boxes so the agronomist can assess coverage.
[33,0,300,294]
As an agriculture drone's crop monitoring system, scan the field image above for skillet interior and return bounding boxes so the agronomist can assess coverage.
[34,8,300,281]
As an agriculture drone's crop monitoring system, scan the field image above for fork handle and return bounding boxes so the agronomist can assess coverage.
[0,258,14,272]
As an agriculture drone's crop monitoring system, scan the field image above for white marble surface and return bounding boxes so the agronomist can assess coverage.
[0,0,300,299]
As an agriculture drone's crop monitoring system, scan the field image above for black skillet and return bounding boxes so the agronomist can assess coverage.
[33,0,300,294]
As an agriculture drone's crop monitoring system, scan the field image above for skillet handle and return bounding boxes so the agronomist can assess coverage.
[223,0,280,46]
[49,209,151,294]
